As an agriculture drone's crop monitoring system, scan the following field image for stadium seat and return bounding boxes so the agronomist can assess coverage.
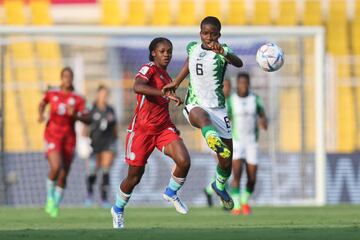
[175,0,197,25]
[29,0,52,25]
[203,0,222,21]
[4,0,26,25]
[279,89,301,152]
[303,0,322,25]
[101,0,122,25]
[226,0,247,25]
[127,0,147,25]
[275,0,297,25]
[4,53,27,151]
[150,0,172,25]
[252,0,272,25]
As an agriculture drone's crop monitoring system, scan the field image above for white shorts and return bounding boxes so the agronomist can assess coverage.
[233,141,259,165]
[183,104,232,139]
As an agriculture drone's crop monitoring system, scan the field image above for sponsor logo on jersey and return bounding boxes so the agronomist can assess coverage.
[52,96,59,102]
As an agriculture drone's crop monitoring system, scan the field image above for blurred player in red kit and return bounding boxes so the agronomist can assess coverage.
[38,67,88,217]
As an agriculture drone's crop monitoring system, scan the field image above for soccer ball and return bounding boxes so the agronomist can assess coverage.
[256,43,284,72]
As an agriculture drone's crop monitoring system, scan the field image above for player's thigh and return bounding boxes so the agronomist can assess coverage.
[208,107,232,139]
[63,134,76,168]
[163,139,191,167]
[245,144,259,165]
[99,150,115,169]
[185,105,212,128]
[125,131,155,167]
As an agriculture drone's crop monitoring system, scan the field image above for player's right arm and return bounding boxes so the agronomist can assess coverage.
[162,57,189,94]
[38,91,50,123]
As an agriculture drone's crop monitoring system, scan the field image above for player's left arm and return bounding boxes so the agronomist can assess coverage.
[256,95,268,130]
[210,42,243,67]
[73,97,91,124]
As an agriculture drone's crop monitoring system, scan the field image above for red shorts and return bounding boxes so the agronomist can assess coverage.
[44,130,76,166]
[125,127,181,167]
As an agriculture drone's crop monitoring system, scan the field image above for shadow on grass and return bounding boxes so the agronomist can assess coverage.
[1,227,359,240]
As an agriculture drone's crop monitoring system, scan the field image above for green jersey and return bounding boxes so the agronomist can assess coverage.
[227,92,265,143]
[185,41,233,108]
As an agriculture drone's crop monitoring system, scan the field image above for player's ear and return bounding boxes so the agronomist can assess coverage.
[151,50,156,58]
[218,32,221,39]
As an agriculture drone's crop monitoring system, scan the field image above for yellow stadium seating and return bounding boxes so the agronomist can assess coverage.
[4,54,27,151]
[276,0,297,25]
[151,0,172,25]
[226,0,247,25]
[101,0,123,25]
[4,0,26,25]
[203,0,222,20]
[127,0,147,25]
[29,0,53,25]
[279,88,301,152]
[175,0,197,25]
[253,0,271,25]
[303,0,322,25]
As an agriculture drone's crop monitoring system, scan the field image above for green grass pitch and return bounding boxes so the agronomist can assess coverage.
[0,206,359,240]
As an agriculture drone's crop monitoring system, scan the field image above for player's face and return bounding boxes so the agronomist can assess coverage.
[223,79,231,98]
[97,88,109,104]
[237,77,249,96]
[61,70,73,90]
[200,24,221,48]
[152,42,172,68]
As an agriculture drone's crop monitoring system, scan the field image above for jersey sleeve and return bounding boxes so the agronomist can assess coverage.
[255,95,265,115]
[76,97,89,116]
[42,91,51,103]
[222,44,234,55]
[186,41,198,55]
[135,64,155,82]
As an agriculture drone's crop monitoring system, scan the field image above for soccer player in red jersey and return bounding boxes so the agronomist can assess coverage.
[38,67,88,217]
[111,38,191,229]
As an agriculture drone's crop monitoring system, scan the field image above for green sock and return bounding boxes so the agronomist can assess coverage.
[231,187,241,210]
[215,165,231,191]
[240,189,252,205]
[54,186,64,207]
[201,125,218,139]
[46,178,55,201]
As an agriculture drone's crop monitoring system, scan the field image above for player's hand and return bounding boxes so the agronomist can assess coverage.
[209,42,224,55]
[162,81,179,94]
[38,115,45,123]
[166,92,183,106]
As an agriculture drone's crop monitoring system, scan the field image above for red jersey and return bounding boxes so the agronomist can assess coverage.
[43,88,87,134]
[128,62,175,135]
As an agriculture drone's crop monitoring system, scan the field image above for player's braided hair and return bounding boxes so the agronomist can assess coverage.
[60,66,75,91]
[148,37,173,61]
[200,16,221,31]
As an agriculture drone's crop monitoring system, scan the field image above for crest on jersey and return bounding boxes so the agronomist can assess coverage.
[52,96,59,102]
[139,66,150,75]
[199,52,207,58]
[93,112,101,121]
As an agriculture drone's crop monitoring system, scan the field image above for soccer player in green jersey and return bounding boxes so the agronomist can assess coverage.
[228,72,268,215]
[163,16,243,210]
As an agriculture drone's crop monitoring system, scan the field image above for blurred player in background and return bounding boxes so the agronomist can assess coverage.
[38,67,88,217]
[111,37,191,229]
[228,72,268,215]
[203,78,232,207]
[163,16,243,210]
[84,85,118,208]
